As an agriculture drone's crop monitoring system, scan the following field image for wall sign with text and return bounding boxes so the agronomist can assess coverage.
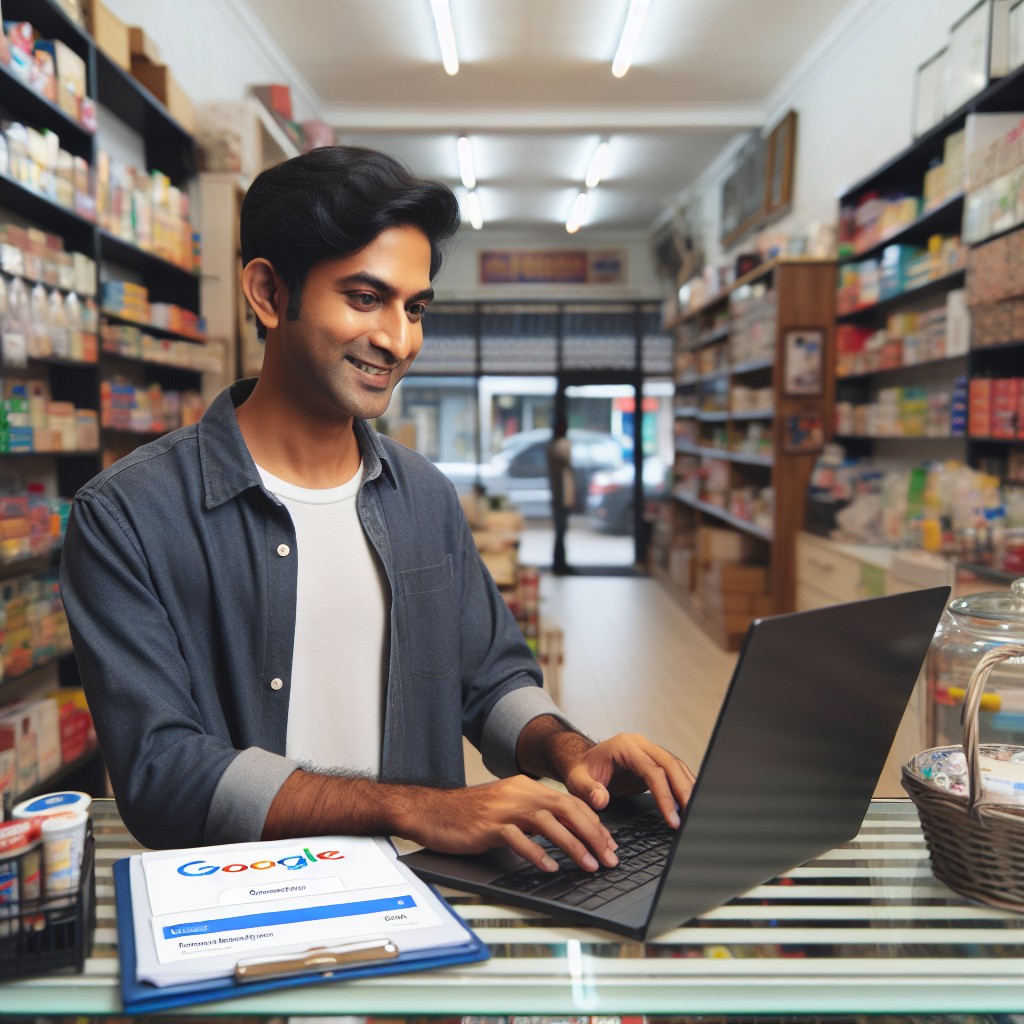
[479,250,626,285]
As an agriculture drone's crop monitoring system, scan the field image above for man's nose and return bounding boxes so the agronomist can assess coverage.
[369,307,415,363]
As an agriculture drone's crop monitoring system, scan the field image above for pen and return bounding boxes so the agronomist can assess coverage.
[234,938,400,982]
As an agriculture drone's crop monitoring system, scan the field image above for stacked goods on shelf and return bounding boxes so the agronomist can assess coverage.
[101,281,204,339]
[0,224,97,298]
[0,490,70,564]
[1,19,96,132]
[962,113,1024,245]
[99,380,205,434]
[0,689,95,810]
[95,153,199,272]
[126,24,195,134]
[969,377,1024,440]
[0,571,71,683]
[965,229,1024,347]
[1,383,98,453]
[0,120,95,221]
[835,292,970,376]
[836,236,967,314]
[694,526,771,648]
[0,274,99,367]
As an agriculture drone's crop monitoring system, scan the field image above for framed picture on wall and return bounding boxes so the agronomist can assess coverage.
[764,110,797,214]
[1010,0,1024,71]
[782,327,824,396]
[945,0,995,114]
[783,406,825,454]
[913,48,947,137]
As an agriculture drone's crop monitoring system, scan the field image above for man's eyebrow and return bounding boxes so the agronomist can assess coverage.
[336,272,434,304]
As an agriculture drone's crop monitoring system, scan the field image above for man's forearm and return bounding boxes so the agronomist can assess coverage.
[261,769,423,840]
[515,714,594,783]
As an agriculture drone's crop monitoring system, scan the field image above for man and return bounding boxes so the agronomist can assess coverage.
[546,415,573,574]
[60,147,693,877]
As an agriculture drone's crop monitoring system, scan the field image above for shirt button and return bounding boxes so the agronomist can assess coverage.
[270,678,284,691]
[277,544,290,556]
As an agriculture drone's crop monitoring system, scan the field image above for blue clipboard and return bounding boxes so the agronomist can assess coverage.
[113,858,489,1013]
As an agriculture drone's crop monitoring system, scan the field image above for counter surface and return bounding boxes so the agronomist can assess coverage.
[3,798,1024,1016]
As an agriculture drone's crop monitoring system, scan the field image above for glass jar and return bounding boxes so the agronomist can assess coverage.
[928,578,1024,748]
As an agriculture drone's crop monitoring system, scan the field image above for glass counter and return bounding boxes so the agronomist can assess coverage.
[2,799,1024,1017]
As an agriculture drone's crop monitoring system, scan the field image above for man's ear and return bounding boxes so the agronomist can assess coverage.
[241,258,285,333]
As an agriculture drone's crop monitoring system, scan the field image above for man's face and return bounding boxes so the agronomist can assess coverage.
[275,224,434,422]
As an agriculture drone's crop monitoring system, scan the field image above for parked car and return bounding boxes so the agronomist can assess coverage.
[437,428,626,518]
[587,455,669,534]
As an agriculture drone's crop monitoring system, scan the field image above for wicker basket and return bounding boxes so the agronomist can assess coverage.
[902,642,1024,914]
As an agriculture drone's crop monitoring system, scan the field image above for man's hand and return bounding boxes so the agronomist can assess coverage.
[516,717,694,829]
[561,733,695,828]
[407,775,619,873]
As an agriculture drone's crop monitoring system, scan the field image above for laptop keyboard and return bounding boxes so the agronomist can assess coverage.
[490,809,673,911]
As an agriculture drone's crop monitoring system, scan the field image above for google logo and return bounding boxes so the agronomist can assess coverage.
[177,847,345,877]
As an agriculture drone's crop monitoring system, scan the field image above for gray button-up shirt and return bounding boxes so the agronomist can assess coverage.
[60,379,562,850]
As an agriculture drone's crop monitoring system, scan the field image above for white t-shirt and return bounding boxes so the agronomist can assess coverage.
[257,462,388,777]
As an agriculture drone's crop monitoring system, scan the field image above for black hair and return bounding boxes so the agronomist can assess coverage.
[240,145,461,331]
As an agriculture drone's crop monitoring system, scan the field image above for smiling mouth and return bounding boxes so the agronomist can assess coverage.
[346,356,392,377]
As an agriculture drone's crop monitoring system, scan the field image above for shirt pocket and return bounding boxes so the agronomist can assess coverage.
[401,554,459,679]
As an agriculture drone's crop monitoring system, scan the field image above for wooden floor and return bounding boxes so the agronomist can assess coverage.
[465,570,914,797]
[464,572,737,785]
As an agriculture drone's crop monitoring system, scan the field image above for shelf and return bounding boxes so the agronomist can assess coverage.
[100,351,206,381]
[26,355,99,370]
[0,649,74,695]
[729,452,774,467]
[0,61,94,158]
[701,367,730,382]
[697,410,730,422]
[958,562,1021,584]
[673,407,699,418]
[3,0,90,47]
[967,435,1024,446]
[731,357,774,375]
[0,553,59,582]
[673,491,773,540]
[836,269,967,321]
[0,173,95,243]
[675,374,699,387]
[0,448,100,458]
[834,432,968,444]
[695,325,730,347]
[840,194,965,263]
[101,310,206,344]
[836,351,968,381]
[99,230,199,287]
[687,445,774,467]
[13,744,101,804]
[730,409,774,420]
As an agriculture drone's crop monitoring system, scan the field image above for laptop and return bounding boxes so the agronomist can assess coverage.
[401,586,950,940]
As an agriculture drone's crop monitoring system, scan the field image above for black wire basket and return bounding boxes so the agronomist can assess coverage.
[0,821,95,979]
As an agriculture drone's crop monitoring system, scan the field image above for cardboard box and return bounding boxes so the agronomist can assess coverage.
[702,560,769,594]
[130,60,196,134]
[128,25,162,65]
[84,0,131,71]
[698,526,757,564]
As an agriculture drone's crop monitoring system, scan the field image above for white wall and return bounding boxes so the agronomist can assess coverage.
[102,0,321,118]
[685,0,981,266]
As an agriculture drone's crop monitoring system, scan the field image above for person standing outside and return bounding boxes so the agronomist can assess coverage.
[547,415,574,574]
[60,146,693,873]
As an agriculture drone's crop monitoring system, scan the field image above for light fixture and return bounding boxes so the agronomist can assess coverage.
[457,135,476,189]
[612,0,650,78]
[565,191,588,234]
[585,139,611,189]
[465,190,483,230]
[430,0,459,76]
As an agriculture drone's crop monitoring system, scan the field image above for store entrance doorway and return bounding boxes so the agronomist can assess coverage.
[550,372,644,574]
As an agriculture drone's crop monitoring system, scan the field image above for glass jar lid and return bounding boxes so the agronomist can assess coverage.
[948,577,1024,625]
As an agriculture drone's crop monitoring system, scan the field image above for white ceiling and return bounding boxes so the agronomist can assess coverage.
[243,0,857,236]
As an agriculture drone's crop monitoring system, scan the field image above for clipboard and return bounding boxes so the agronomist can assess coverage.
[112,857,489,1013]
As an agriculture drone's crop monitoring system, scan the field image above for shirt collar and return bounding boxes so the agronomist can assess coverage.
[197,378,396,509]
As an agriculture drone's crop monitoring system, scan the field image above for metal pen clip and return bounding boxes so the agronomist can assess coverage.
[234,937,400,982]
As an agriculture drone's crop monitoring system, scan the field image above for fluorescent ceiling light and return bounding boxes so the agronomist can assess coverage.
[457,135,476,189]
[612,0,650,78]
[430,0,459,76]
[585,140,611,189]
[565,191,588,234]
[465,190,483,230]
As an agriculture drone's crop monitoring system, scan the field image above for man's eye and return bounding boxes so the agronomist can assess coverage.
[407,302,429,320]
[350,292,379,308]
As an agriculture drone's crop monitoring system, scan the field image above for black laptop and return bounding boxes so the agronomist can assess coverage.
[401,586,950,940]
